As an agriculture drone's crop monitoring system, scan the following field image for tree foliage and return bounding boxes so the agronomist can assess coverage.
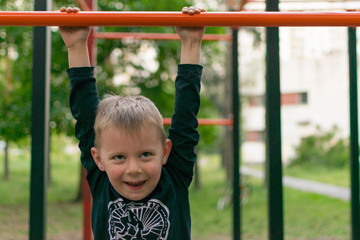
[289,126,349,168]
[0,28,33,142]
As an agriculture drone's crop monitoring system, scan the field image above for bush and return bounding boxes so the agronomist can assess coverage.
[289,126,349,168]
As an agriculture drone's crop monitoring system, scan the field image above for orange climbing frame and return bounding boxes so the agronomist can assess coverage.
[1,11,360,26]
[94,32,232,41]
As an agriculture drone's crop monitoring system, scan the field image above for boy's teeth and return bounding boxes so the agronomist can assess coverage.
[128,181,144,186]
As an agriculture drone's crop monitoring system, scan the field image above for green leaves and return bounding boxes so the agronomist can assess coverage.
[289,126,349,168]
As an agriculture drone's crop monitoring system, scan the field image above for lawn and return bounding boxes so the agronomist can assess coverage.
[0,136,351,240]
[283,164,350,187]
[191,156,350,240]
[0,136,82,239]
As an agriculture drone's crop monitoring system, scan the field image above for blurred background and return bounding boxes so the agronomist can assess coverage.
[0,0,358,239]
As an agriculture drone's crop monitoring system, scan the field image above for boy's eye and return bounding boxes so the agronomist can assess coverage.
[114,155,125,160]
[140,152,152,158]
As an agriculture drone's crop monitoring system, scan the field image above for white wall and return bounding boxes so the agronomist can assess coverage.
[240,27,353,164]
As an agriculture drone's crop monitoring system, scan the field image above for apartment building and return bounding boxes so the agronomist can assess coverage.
[240,26,353,163]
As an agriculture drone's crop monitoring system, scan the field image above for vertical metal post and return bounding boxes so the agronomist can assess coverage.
[29,0,51,239]
[348,26,360,240]
[82,1,96,240]
[265,0,284,240]
[232,27,241,240]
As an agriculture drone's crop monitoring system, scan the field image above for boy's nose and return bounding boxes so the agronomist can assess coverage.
[126,159,142,174]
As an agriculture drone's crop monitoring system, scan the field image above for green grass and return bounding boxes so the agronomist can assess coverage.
[283,164,350,187]
[0,136,82,239]
[246,163,350,187]
[191,156,350,240]
[0,148,31,205]
[284,188,349,239]
[0,137,352,239]
[190,155,232,238]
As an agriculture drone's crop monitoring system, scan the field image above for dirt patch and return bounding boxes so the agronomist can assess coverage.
[0,205,29,240]
[48,231,82,240]
[0,203,82,240]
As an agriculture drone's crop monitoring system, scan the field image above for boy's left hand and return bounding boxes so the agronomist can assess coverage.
[175,6,206,42]
[59,7,91,50]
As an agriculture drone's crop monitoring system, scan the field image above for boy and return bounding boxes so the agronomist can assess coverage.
[60,6,205,240]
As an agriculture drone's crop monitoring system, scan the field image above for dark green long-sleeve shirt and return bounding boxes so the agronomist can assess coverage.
[68,64,202,240]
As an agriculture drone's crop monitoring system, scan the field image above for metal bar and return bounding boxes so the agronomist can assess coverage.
[348,26,360,240]
[163,118,233,126]
[82,166,92,240]
[2,11,360,26]
[82,1,95,239]
[266,0,284,240]
[29,0,51,239]
[94,32,232,41]
[232,27,241,240]
[266,27,284,240]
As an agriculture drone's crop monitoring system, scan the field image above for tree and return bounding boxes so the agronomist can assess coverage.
[0,23,33,179]
[289,126,349,168]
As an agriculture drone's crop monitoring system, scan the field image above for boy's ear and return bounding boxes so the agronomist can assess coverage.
[162,139,172,165]
[91,147,105,171]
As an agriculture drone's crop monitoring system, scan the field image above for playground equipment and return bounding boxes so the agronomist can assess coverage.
[2,11,360,26]
[2,0,360,239]
[94,32,232,41]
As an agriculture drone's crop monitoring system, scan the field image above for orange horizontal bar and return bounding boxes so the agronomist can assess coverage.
[94,32,232,41]
[1,11,360,26]
[163,118,233,126]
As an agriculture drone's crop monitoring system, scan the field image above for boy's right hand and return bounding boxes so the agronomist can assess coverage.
[59,7,91,68]
[176,6,205,65]
[59,7,91,49]
[175,6,206,42]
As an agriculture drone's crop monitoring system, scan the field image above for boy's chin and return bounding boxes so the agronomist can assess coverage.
[124,193,147,201]
[118,188,149,201]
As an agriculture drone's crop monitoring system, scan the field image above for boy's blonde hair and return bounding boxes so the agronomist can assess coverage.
[94,94,166,147]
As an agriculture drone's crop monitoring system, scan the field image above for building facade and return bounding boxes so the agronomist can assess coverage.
[240,27,354,163]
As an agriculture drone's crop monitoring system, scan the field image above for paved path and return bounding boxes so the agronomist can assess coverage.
[241,167,350,201]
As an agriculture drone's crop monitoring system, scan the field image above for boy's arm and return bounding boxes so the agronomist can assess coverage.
[60,7,99,178]
[178,38,202,64]
[66,40,91,68]
[176,7,206,64]
[167,7,205,186]
[167,65,202,184]
[68,67,98,172]
[59,7,91,68]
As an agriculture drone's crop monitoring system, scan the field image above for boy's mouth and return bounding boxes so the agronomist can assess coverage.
[125,180,146,190]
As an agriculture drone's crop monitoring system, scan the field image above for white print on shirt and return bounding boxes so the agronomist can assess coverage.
[108,198,170,240]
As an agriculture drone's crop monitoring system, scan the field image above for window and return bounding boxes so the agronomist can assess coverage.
[246,92,307,107]
[246,130,265,142]
[281,92,308,105]
[247,95,265,107]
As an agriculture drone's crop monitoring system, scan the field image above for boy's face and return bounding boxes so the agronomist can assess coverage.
[91,125,172,201]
